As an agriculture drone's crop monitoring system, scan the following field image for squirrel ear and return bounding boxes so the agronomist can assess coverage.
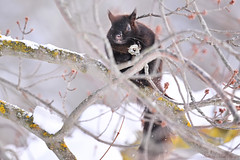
[129,9,137,22]
[108,10,115,22]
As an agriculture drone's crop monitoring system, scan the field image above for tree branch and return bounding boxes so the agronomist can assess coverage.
[0,100,76,159]
[0,35,109,76]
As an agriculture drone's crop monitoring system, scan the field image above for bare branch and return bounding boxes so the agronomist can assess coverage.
[192,1,238,76]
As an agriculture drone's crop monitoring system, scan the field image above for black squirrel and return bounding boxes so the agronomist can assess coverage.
[107,9,161,87]
[107,9,172,159]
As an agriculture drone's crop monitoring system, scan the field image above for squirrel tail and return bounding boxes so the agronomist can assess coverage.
[137,108,172,160]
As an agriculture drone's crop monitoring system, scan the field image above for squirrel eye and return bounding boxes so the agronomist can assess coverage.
[126,24,131,32]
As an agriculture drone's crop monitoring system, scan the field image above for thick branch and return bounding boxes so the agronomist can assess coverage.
[0,35,109,77]
[0,76,135,148]
[123,82,240,159]
[0,100,76,160]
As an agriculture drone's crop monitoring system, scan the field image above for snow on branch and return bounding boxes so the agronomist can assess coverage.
[0,35,109,77]
[0,99,76,159]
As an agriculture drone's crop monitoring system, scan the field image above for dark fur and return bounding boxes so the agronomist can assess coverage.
[107,9,157,87]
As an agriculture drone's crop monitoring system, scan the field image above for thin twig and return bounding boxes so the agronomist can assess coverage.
[97,111,114,138]
[99,116,125,160]
[192,1,236,76]
[17,57,22,89]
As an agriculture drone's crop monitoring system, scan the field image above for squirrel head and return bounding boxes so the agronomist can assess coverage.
[107,9,138,45]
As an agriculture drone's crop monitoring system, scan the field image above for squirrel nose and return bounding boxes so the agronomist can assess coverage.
[115,32,123,40]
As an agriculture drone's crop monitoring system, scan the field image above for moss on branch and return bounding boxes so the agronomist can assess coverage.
[0,35,108,75]
[0,99,76,160]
